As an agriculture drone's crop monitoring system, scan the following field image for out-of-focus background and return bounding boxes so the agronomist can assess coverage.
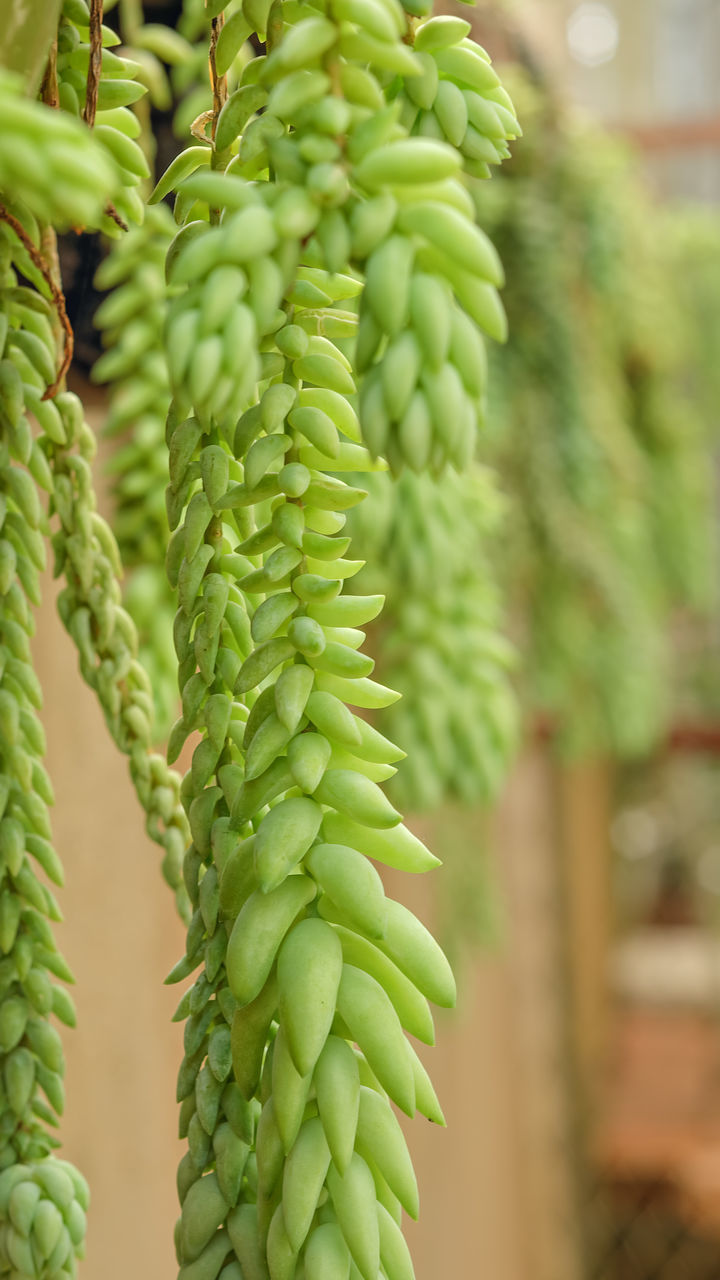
[33,1,720,1276]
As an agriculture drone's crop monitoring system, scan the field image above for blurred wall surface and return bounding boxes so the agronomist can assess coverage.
[522,0,720,201]
[33,567,186,1276]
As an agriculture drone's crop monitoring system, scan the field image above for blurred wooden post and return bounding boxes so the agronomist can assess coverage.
[393,748,584,1280]
[555,759,614,1135]
[390,856,530,1280]
[495,748,585,1280]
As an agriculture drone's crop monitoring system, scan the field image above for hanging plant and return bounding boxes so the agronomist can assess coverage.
[0,1,519,1277]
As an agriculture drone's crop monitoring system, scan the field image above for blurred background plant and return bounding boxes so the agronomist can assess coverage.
[479,71,718,758]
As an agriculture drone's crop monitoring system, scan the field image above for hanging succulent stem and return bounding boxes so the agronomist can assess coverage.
[153,3,518,1278]
[0,47,131,1274]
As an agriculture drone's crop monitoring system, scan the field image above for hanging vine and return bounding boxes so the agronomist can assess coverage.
[154,3,517,1277]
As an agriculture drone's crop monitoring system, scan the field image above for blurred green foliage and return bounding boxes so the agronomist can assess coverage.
[476,74,718,757]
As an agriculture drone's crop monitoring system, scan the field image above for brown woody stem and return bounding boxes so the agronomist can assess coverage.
[209,15,228,143]
[0,204,73,400]
[104,202,129,232]
[83,0,103,126]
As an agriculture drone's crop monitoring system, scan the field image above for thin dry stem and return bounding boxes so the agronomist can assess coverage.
[83,0,103,126]
[40,38,59,108]
[104,202,129,232]
[209,15,228,143]
[0,204,73,399]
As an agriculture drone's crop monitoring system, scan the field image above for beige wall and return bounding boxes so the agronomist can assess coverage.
[34,567,186,1275]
